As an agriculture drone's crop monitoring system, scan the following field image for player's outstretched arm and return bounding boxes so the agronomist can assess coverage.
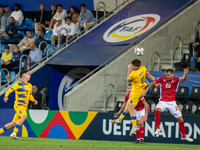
[4,85,17,102]
[127,64,132,82]
[141,81,156,97]
[114,102,126,118]
[179,68,189,83]
[142,99,149,121]
[145,71,155,81]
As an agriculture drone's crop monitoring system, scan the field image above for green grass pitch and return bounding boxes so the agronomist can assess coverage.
[0,136,199,150]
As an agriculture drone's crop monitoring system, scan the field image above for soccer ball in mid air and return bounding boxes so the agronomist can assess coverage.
[134,46,144,56]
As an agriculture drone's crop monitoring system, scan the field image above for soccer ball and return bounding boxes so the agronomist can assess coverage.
[134,46,144,56]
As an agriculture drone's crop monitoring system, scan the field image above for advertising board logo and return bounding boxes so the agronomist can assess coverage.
[58,67,91,110]
[103,14,160,43]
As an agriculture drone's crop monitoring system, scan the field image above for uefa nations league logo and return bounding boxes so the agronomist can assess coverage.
[58,68,91,110]
[103,14,160,43]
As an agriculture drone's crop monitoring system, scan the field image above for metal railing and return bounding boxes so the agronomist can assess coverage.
[19,55,29,73]
[39,41,48,61]
[77,14,88,34]
[64,0,194,93]
[0,0,194,92]
[171,36,182,69]
[104,83,115,112]
[58,28,69,47]
[0,68,10,88]
[150,51,161,71]
[96,1,106,21]
[193,20,200,56]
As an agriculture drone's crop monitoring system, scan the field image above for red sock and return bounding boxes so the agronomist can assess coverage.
[154,110,161,129]
[136,129,141,140]
[140,125,145,139]
[179,121,186,138]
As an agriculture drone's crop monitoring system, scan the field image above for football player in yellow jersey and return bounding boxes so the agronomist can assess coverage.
[111,59,155,136]
[0,70,38,139]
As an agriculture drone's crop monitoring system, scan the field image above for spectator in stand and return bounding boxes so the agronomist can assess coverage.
[35,30,46,50]
[28,85,42,109]
[189,23,200,57]
[19,30,35,55]
[44,4,56,29]
[188,23,200,71]
[51,17,63,47]
[40,84,49,110]
[67,6,79,24]
[34,4,48,33]
[1,45,12,69]
[28,42,42,67]
[1,45,21,72]
[47,4,67,30]
[61,17,78,44]
[0,17,20,40]
[1,3,23,30]
[0,5,12,26]
[77,4,95,30]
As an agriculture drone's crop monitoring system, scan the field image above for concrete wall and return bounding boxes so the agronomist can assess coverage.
[64,0,200,111]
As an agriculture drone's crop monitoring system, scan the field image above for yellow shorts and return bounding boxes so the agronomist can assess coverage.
[12,106,27,123]
[128,89,145,106]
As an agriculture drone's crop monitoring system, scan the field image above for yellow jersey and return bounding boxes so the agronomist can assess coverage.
[1,52,12,62]
[129,65,147,93]
[5,80,35,110]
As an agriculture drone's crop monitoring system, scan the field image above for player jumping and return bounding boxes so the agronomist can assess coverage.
[112,84,149,144]
[141,68,193,142]
[0,70,38,139]
[111,59,155,136]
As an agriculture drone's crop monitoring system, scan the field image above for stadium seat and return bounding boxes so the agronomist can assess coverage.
[175,86,188,104]
[114,101,124,112]
[146,99,156,113]
[24,18,32,30]
[17,22,25,30]
[27,18,36,30]
[186,87,200,103]
[9,71,16,82]
[18,31,24,37]
[174,53,191,71]
[145,85,160,103]
[176,100,184,111]
[44,31,53,43]
[0,44,5,54]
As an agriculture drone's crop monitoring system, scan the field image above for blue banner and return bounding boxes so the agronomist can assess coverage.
[49,67,94,110]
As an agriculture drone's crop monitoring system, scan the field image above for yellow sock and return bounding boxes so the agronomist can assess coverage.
[0,128,4,134]
[0,126,8,134]
[131,116,137,126]
[13,124,21,134]
[119,111,127,120]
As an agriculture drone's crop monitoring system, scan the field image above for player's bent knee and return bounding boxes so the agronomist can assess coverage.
[11,122,16,127]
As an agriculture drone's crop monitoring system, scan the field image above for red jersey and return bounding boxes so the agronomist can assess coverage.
[124,93,129,102]
[155,76,180,102]
[135,97,145,111]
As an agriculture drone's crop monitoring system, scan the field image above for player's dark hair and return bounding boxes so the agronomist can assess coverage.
[13,3,20,8]
[57,4,63,8]
[131,59,141,67]
[10,16,15,20]
[80,4,86,8]
[3,5,8,8]
[51,3,56,7]
[65,16,71,21]
[127,84,132,86]
[20,70,28,78]
[5,45,10,50]
[165,69,173,73]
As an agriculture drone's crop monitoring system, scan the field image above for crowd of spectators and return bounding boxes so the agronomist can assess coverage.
[0,3,96,72]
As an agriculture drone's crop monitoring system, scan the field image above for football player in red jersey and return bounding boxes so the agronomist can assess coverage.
[112,84,149,144]
[141,68,193,142]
